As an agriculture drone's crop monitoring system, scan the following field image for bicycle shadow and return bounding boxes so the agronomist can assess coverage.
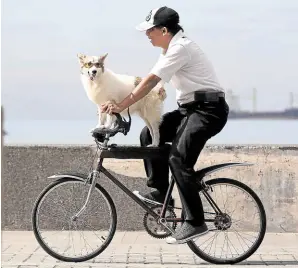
[159,260,298,266]
[237,260,298,266]
[93,258,298,266]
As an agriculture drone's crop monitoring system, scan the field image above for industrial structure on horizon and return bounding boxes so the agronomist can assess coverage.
[226,89,298,119]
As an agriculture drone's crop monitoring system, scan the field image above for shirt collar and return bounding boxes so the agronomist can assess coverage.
[163,30,185,55]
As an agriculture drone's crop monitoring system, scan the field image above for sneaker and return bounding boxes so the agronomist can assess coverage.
[166,222,209,244]
[133,190,175,207]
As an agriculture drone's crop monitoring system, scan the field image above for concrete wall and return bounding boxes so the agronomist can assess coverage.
[1,144,298,232]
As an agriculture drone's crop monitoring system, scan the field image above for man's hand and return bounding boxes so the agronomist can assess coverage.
[101,74,161,115]
[101,100,123,115]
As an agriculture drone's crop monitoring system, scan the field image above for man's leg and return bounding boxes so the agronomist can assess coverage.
[140,127,169,192]
[166,102,229,243]
[169,112,209,223]
[139,109,184,194]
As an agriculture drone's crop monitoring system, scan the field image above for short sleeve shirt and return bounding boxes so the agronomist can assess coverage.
[150,30,224,105]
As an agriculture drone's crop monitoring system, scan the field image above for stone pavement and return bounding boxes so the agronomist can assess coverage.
[1,231,298,268]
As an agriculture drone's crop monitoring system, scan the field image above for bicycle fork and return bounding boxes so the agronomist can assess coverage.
[71,163,102,221]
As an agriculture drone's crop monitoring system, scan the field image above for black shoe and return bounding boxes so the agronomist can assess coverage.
[166,222,209,244]
[133,190,175,207]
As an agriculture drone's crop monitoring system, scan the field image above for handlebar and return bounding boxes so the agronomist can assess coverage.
[91,108,132,141]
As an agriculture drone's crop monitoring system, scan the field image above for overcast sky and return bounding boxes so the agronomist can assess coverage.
[2,0,298,121]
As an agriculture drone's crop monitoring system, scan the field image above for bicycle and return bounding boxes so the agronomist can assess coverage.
[32,110,266,265]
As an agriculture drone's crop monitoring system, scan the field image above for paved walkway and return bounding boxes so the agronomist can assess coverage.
[1,231,298,267]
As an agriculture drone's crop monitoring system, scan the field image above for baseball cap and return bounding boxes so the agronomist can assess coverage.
[136,6,179,31]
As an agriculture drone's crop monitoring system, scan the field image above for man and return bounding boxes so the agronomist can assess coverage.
[101,6,229,244]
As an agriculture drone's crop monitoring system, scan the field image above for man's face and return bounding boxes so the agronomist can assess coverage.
[146,27,164,47]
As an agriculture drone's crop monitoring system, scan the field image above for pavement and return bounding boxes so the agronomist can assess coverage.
[1,231,298,268]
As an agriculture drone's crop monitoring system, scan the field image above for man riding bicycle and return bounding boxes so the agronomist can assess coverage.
[101,6,229,244]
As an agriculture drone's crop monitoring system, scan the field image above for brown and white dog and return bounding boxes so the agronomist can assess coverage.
[77,53,166,146]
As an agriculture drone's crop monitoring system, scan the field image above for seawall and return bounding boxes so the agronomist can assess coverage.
[2,144,298,232]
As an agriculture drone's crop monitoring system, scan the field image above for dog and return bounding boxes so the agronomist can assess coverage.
[77,53,167,146]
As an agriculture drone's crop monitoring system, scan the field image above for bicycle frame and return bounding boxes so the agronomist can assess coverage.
[90,154,224,227]
[48,143,253,233]
[97,158,180,226]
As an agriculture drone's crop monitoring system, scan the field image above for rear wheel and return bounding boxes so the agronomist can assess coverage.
[32,177,117,262]
[188,178,266,264]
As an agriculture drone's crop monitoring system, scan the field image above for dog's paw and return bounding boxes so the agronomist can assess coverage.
[146,144,158,147]
[104,124,113,129]
[89,125,105,133]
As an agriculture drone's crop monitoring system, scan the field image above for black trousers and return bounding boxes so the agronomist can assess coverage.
[140,98,229,224]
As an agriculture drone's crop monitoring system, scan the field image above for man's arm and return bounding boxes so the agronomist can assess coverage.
[118,73,161,111]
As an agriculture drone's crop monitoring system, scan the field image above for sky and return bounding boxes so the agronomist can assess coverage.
[1,0,298,121]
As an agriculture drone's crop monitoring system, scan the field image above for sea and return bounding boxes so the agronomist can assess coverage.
[3,118,297,146]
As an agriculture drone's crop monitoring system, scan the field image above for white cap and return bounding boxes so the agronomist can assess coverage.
[135,8,160,31]
[136,7,179,31]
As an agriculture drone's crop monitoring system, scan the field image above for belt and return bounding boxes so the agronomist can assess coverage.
[178,90,225,108]
[194,90,225,102]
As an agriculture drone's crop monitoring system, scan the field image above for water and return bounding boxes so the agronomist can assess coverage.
[3,118,298,145]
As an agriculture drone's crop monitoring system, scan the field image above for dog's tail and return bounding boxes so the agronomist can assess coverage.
[154,81,167,101]
[158,87,167,101]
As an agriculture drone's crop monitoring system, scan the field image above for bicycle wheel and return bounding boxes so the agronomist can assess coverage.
[187,178,266,264]
[32,177,117,262]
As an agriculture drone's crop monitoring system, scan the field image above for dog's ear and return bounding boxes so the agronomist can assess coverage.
[77,53,86,65]
[100,53,108,62]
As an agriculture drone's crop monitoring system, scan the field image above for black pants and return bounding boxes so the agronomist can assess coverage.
[140,98,229,224]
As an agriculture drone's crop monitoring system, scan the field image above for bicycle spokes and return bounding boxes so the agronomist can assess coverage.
[194,180,264,262]
[33,179,116,262]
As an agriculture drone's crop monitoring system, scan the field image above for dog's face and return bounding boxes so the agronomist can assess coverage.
[77,53,108,81]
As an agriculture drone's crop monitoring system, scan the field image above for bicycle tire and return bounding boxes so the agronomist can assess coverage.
[187,177,266,264]
[32,177,117,262]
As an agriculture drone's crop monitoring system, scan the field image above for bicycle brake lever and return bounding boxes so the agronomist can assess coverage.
[91,109,132,140]
[112,108,131,134]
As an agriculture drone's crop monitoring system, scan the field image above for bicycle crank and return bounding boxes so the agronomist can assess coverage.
[143,205,177,239]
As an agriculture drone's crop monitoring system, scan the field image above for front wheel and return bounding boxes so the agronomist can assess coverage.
[32,177,117,262]
[188,178,266,264]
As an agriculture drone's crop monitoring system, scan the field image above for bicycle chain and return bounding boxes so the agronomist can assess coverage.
[143,205,177,239]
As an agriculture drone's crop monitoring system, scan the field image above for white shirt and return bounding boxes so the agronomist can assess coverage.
[150,30,224,105]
